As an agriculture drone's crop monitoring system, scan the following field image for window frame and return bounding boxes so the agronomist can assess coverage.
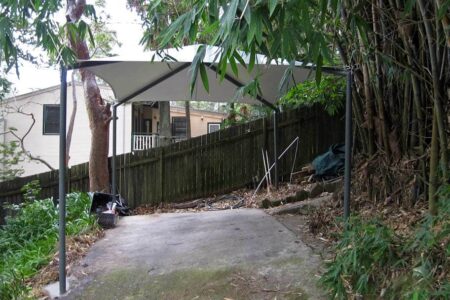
[171,116,187,137]
[42,104,60,135]
[207,122,221,134]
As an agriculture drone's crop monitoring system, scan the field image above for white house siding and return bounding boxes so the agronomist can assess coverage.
[0,83,130,177]
[1,84,225,178]
[169,106,224,136]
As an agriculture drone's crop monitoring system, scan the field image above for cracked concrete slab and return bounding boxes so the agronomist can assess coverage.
[63,208,325,299]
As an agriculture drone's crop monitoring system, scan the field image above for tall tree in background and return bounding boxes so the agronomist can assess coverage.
[138,0,449,214]
[0,0,119,192]
[66,0,112,192]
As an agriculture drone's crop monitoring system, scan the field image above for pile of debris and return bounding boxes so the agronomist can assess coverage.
[89,192,130,228]
[132,144,347,216]
[132,193,247,215]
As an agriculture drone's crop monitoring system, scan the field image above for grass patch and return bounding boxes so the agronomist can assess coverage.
[0,192,97,299]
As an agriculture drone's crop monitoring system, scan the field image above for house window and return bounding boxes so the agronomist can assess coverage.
[43,105,60,135]
[208,122,221,133]
[172,117,187,137]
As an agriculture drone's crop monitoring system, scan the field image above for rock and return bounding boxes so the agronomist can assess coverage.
[293,190,309,201]
[260,198,282,209]
[322,179,343,193]
[309,183,325,198]
[266,195,332,215]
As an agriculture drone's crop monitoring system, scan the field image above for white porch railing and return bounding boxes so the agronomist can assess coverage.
[132,134,189,151]
[132,134,160,151]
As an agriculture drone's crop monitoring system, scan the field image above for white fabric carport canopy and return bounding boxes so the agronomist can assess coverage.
[75,44,315,106]
[57,45,352,295]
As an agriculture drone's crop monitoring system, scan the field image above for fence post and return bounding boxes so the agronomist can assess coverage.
[273,110,279,189]
[262,117,268,150]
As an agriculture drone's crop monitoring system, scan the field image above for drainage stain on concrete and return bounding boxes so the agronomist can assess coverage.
[63,210,324,299]
[72,262,310,300]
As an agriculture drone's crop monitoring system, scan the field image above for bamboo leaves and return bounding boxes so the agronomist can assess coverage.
[269,0,278,17]
[190,44,208,95]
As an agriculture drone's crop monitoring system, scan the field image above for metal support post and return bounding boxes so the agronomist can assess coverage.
[58,65,67,294]
[343,70,353,220]
[112,105,117,197]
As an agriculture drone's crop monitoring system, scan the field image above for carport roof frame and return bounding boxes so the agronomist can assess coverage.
[56,45,353,295]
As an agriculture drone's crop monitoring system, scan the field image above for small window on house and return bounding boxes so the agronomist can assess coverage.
[172,117,187,137]
[43,105,60,135]
[208,122,221,133]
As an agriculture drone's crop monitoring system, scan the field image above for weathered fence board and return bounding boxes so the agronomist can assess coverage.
[0,106,344,221]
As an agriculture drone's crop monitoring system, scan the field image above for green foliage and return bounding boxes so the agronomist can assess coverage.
[0,77,11,99]
[143,0,343,99]
[0,192,96,299]
[222,103,270,128]
[0,140,25,182]
[321,186,450,299]
[0,0,69,73]
[278,76,345,116]
[321,217,400,298]
[20,180,41,202]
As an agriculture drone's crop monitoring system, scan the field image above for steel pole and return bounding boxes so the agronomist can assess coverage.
[58,66,67,294]
[112,105,117,197]
[343,70,353,220]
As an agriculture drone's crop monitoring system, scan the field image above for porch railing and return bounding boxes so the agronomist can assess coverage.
[132,134,187,151]
[132,134,160,151]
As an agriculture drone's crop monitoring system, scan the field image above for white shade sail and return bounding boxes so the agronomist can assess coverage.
[75,44,318,106]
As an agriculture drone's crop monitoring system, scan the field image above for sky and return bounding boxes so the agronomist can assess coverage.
[7,0,144,95]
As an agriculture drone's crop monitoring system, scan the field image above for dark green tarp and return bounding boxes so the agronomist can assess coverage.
[312,144,345,178]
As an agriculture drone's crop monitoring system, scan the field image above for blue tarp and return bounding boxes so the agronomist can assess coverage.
[312,144,345,178]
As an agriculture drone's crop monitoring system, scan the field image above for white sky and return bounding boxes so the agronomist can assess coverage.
[7,0,144,95]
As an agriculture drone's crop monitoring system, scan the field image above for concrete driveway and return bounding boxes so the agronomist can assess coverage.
[64,209,325,299]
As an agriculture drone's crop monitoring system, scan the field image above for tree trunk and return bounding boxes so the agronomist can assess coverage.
[361,59,375,155]
[66,71,78,166]
[418,0,449,182]
[185,101,191,138]
[66,0,111,192]
[429,112,439,215]
[159,102,171,146]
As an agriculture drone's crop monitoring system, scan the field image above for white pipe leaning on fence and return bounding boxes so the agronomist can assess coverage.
[253,136,300,197]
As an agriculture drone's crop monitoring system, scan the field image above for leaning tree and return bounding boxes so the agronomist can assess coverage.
[0,0,119,192]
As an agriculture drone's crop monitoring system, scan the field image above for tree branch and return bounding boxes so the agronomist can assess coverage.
[7,109,55,171]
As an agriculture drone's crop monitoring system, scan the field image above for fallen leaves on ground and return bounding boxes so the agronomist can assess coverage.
[28,228,104,298]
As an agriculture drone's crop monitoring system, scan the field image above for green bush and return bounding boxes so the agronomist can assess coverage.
[0,192,96,299]
[278,76,345,116]
[321,186,450,299]
[320,217,401,299]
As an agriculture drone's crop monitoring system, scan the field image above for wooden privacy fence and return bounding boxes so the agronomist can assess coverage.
[0,105,345,220]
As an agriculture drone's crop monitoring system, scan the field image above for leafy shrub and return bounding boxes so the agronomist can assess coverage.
[222,104,271,128]
[320,217,400,298]
[321,185,450,299]
[0,141,25,182]
[278,76,345,116]
[0,192,96,299]
[20,180,41,202]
